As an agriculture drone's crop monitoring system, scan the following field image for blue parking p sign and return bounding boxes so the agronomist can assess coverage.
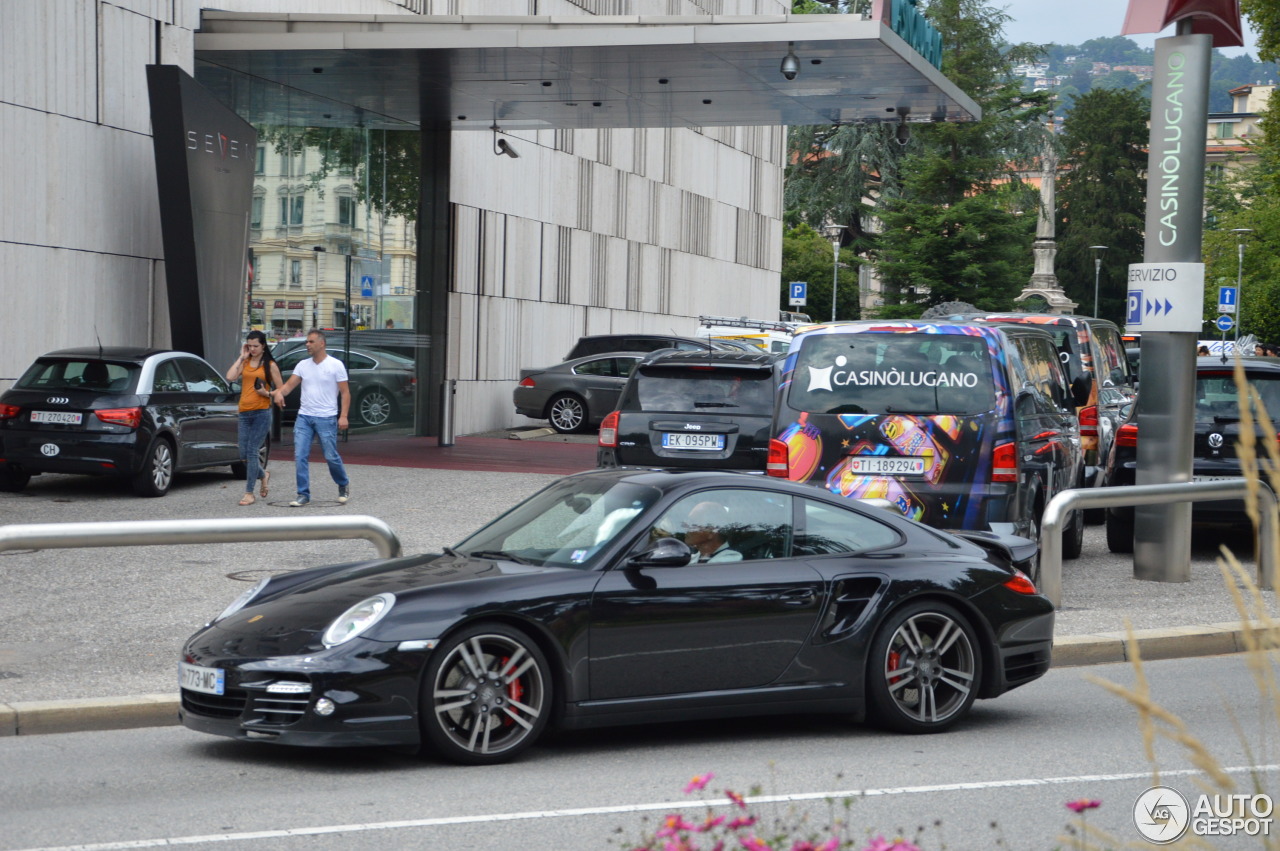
[789,281,807,307]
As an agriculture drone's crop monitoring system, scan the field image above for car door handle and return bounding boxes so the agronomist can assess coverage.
[777,588,815,605]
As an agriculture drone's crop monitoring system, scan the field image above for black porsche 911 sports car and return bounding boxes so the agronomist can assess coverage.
[179,469,1054,765]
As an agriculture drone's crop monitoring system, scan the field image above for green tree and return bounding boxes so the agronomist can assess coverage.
[1092,69,1142,91]
[1056,87,1149,322]
[780,224,860,320]
[1242,0,1280,62]
[870,0,1051,314]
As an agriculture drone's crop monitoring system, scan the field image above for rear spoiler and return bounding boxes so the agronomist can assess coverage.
[950,529,1038,572]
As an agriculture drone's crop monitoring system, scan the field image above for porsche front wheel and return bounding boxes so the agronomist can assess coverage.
[420,624,551,765]
[867,601,981,734]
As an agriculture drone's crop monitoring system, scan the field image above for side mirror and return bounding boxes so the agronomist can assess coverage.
[627,537,694,568]
[1070,375,1091,409]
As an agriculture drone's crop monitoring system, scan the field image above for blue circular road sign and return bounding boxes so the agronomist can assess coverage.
[1216,314,1235,333]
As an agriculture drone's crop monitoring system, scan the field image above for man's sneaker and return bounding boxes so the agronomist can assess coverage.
[337,485,350,505]
[289,495,310,507]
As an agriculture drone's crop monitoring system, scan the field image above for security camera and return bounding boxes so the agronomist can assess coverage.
[895,121,910,146]
[496,138,520,159]
[780,44,799,81]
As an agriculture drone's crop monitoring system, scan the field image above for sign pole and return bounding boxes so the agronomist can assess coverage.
[1131,28,1212,583]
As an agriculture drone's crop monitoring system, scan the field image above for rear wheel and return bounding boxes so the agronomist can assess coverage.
[229,434,271,480]
[0,467,30,493]
[1062,505,1085,560]
[131,438,174,497]
[1106,508,1134,553]
[866,601,981,734]
[547,393,587,434]
[356,387,396,427]
[420,623,552,765]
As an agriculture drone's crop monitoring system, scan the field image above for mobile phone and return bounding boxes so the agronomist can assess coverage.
[254,378,265,391]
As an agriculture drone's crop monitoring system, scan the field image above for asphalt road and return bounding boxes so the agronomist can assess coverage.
[0,654,1276,850]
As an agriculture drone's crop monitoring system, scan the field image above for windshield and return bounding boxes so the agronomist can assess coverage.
[16,359,138,393]
[631,367,776,413]
[1196,372,1280,421]
[453,477,662,568]
[788,333,996,416]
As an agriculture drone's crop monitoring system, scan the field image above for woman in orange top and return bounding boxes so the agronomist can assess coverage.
[225,330,285,505]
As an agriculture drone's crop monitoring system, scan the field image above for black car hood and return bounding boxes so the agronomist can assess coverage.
[208,554,565,655]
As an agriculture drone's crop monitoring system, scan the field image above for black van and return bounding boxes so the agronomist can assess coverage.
[597,349,780,471]
[769,320,1086,560]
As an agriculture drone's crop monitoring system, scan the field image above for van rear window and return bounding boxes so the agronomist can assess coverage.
[788,334,996,415]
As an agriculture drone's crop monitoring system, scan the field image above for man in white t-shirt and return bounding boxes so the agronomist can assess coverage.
[271,329,351,507]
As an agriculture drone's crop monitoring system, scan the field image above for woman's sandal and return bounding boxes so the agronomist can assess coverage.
[238,493,256,506]
[260,469,271,498]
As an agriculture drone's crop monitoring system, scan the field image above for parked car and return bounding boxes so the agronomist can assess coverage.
[953,313,1136,504]
[563,333,721,361]
[514,352,643,434]
[273,346,415,428]
[597,348,781,471]
[769,320,1087,564]
[178,468,1053,763]
[0,348,266,497]
[1103,357,1280,552]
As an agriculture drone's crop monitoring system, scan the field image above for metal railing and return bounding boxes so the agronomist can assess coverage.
[1039,481,1279,608]
[0,515,403,558]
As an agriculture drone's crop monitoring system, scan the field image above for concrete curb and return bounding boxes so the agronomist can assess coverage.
[3,622,1275,738]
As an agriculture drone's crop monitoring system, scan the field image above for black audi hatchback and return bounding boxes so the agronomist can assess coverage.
[596,349,780,471]
[0,347,259,496]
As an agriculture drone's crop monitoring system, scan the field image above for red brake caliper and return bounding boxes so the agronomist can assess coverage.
[500,656,524,724]
[887,650,903,685]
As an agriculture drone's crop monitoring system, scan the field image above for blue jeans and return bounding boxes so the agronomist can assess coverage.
[293,413,349,499]
[237,409,272,494]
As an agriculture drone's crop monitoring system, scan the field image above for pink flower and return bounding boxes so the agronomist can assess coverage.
[727,816,758,830]
[862,837,921,851]
[696,815,726,832]
[740,836,773,851]
[814,841,840,851]
[656,814,699,838]
[726,789,748,810]
[685,773,716,794]
[1066,798,1102,813]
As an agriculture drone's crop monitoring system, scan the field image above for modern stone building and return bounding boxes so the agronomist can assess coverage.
[1,0,975,438]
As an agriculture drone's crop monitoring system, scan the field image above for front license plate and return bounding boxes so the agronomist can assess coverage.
[1192,474,1242,483]
[847,456,927,476]
[662,432,725,451]
[30,411,83,425]
[179,662,225,695]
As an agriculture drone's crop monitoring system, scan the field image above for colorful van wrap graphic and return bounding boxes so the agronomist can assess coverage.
[777,322,1013,530]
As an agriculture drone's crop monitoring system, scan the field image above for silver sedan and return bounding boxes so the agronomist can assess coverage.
[513,352,642,433]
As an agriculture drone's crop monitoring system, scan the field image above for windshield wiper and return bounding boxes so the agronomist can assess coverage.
[442,546,460,557]
[1213,415,1241,424]
[469,549,534,565]
[694,402,738,408]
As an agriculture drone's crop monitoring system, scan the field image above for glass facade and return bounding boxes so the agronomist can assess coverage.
[195,63,421,432]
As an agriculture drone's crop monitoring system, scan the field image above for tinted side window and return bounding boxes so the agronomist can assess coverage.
[177,358,228,394]
[574,357,616,377]
[277,351,307,371]
[152,361,186,393]
[1093,325,1129,386]
[645,488,793,561]
[332,351,374,370]
[794,498,899,555]
[1013,336,1070,413]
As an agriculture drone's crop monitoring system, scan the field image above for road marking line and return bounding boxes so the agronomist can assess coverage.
[15,763,1280,851]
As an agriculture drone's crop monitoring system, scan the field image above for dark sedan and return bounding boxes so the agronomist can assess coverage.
[514,352,642,433]
[1104,357,1280,551]
[179,469,1054,764]
[274,347,415,428]
[0,347,260,496]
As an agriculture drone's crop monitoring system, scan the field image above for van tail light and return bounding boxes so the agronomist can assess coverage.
[1003,569,1037,595]
[991,441,1018,483]
[518,376,536,387]
[767,438,789,477]
[1078,405,1099,438]
[95,407,142,428]
[598,410,619,447]
[0,404,20,420]
[1116,422,1138,448]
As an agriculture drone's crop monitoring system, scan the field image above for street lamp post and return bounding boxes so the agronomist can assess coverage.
[826,224,846,322]
[1231,228,1252,341]
[1090,244,1108,318]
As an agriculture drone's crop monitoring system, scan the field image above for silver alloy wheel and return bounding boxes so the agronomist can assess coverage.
[429,632,547,759]
[879,610,976,726]
[548,394,585,433]
[357,388,394,426]
[147,442,173,493]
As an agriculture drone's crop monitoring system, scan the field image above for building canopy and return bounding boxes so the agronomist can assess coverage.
[194,12,981,131]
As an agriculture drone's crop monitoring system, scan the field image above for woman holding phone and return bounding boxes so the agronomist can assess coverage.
[225,330,285,505]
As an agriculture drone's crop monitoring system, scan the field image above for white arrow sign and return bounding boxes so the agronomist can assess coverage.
[1125,262,1205,333]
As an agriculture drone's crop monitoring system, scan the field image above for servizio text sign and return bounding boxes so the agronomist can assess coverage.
[1125,262,1204,332]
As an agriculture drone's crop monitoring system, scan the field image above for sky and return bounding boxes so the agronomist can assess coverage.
[997,0,1262,58]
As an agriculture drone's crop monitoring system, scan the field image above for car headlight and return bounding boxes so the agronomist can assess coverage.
[321,593,396,648]
[215,577,271,622]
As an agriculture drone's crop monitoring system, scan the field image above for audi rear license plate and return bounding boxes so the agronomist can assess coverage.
[179,662,225,695]
[847,456,927,476]
[662,432,725,451]
[30,411,82,425]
